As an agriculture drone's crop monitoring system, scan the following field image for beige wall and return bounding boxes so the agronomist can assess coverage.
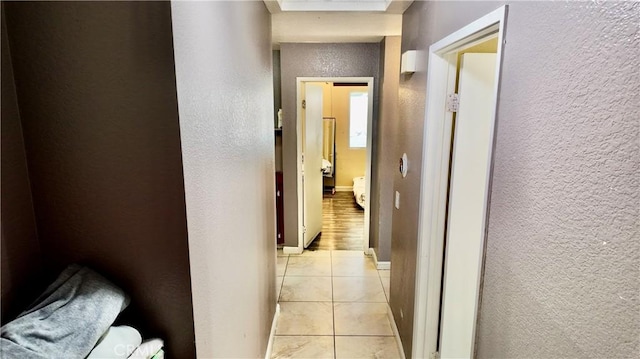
[332,85,368,187]
[308,82,368,187]
[171,2,276,357]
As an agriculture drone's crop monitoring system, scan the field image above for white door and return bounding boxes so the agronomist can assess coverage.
[439,53,497,358]
[303,83,324,248]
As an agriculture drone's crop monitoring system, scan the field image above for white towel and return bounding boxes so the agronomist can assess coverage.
[128,339,164,359]
[88,326,142,359]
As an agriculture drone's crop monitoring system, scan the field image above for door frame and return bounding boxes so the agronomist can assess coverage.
[412,6,508,358]
[291,77,374,254]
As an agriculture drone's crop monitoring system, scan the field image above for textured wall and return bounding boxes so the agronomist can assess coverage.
[371,36,401,262]
[393,2,510,355]
[171,2,277,357]
[476,2,639,357]
[0,6,44,321]
[3,2,196,357]
[280,43,380,247]
[396,1,639,358]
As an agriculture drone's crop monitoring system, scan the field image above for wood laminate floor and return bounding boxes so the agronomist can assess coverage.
[307,191,364,251]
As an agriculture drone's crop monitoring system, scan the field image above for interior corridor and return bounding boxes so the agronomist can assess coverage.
[272,250,399,358]
[307,192,365,251]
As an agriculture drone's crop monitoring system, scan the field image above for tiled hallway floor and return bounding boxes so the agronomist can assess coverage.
[272,250,402,359]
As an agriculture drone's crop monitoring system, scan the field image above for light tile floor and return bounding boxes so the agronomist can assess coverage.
[272,250,401,359]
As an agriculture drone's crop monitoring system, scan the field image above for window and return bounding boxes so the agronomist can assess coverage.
[349,92,368,148]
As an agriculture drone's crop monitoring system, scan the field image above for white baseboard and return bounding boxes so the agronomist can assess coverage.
[282,246,302,254]
[264,303,280,359]
[387,304,406,359]
[370,248,391,270]
[335,186,353,192]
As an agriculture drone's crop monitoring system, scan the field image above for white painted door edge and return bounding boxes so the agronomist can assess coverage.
[411,5,508,359]
[295,77,374,255]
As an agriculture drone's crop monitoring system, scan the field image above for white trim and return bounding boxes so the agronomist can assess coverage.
[387,304,406,359]
[363,78,374,255]
[334,186,353,192]
[282,246,303,255]
[295,77,374,255]
[264,303,280,359]
[296,79,305,253]
[370,248,391,270]
[412,6,508,359]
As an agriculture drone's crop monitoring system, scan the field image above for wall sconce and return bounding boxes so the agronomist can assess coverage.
[401,50,417,74]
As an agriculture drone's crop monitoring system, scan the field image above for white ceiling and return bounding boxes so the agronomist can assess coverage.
[264,0,412,47]
[265,0,412,13]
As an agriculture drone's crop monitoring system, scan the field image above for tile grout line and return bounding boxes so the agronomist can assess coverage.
[330,250,337,359]
[276,250,398,357]
[377,268,389,304]
[278,255,290,302]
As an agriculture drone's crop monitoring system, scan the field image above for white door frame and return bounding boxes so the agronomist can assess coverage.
[287,77,374,254]
[412,6,508,358]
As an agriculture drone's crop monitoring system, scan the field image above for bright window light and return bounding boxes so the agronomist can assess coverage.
[349,92,368,148]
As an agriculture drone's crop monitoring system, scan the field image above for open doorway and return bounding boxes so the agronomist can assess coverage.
[295,77,374,253]
[272,76,402,358]
[412,6,507,359]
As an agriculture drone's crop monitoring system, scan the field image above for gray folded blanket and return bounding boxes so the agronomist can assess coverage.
[0,264,129,359]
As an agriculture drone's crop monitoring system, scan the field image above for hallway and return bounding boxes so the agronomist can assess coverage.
[272,250,400,358]
[307,192,365,251]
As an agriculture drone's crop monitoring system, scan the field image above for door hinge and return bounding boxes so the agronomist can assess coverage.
[430,351,440,359]
[447,93,459,112]
[302,99,306,109]
[303,226,307,234]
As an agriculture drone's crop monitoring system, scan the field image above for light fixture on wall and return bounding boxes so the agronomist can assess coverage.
[401,50,417,74]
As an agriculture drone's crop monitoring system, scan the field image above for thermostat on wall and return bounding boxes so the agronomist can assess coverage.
[399,153,408,178]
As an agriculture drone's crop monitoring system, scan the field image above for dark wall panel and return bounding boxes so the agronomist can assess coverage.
[4,2,195,357]
[1,6,44,322]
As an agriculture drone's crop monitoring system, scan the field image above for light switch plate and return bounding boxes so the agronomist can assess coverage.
[395,191,400,209]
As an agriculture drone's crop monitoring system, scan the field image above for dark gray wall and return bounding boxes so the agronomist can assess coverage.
[1,6,44,321]
[371,36,401,262]
[391,4,438,353]
[280,43,380,247]
[3,2,195,357]
[171,2,276,357]
[273,50,282,127]
[394,1,639,358]
[274,50,283,172]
